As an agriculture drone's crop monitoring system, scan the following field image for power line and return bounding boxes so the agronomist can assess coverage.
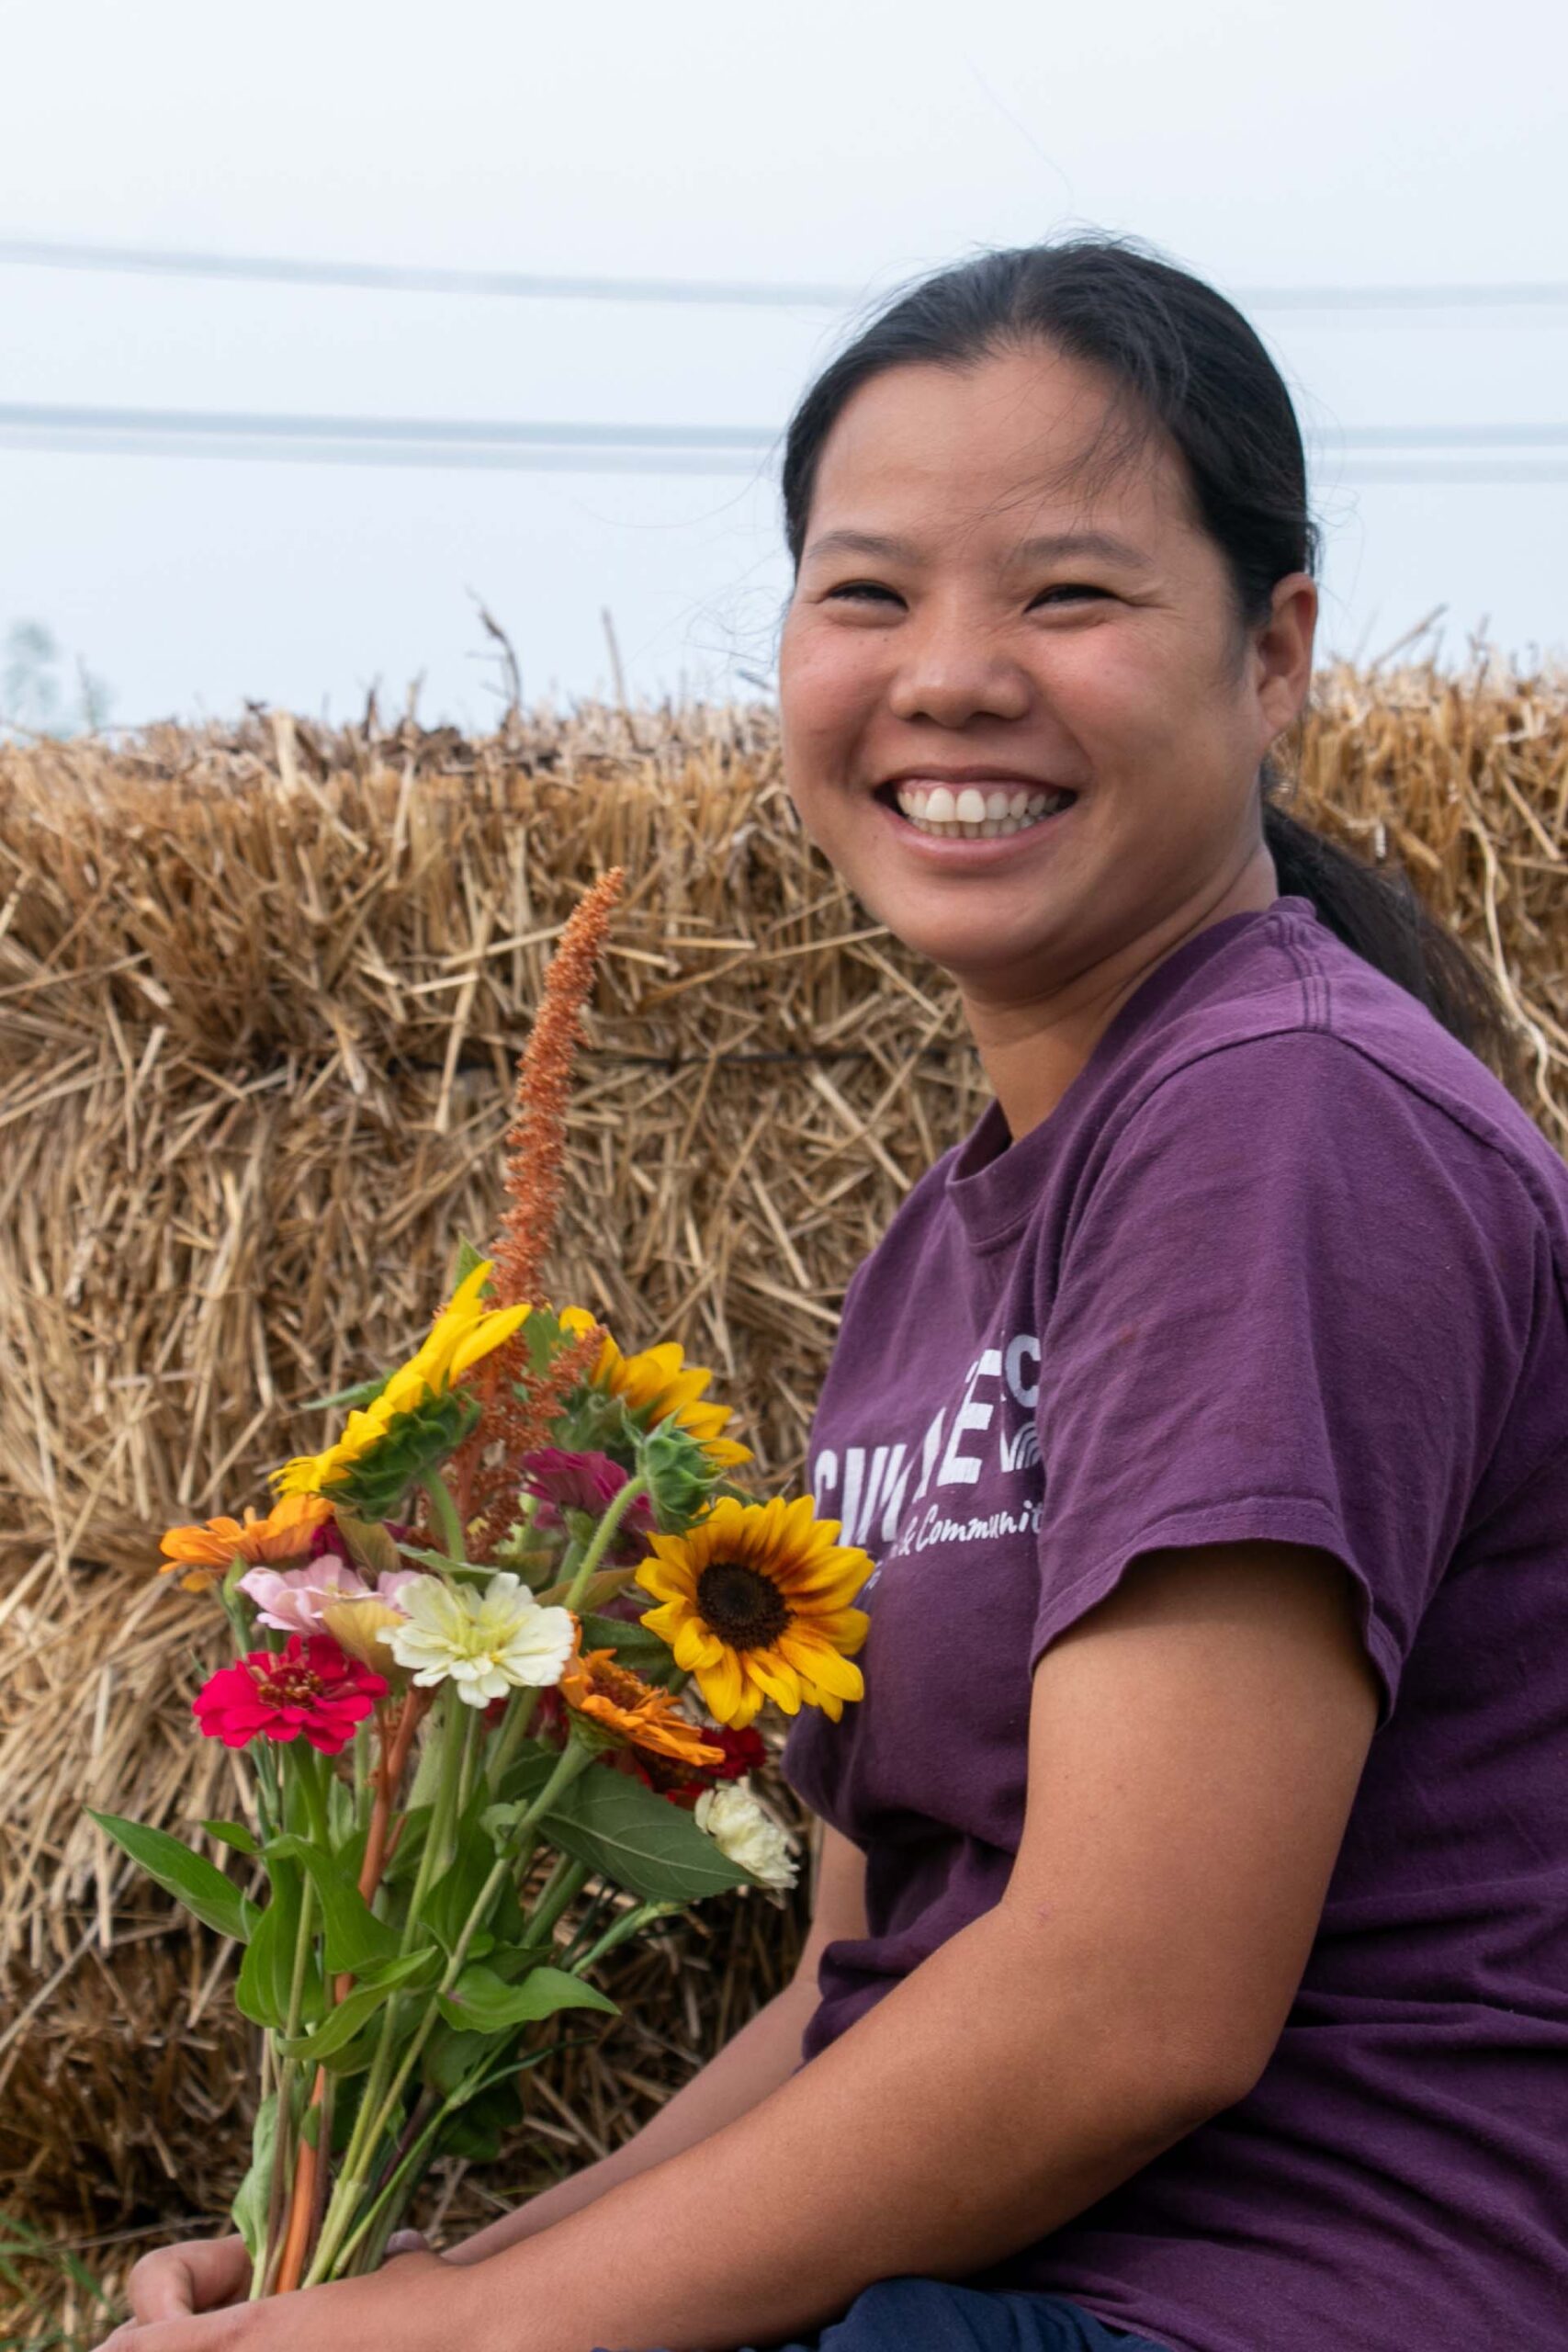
[0,431,763,477]
[3,425,1565,488]
[5,234,1568,315]
[3,392,1568,451]
[0,237,856,311]
[0,401,777,451]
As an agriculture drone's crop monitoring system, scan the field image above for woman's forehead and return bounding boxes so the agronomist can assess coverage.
[805,349,1192,557]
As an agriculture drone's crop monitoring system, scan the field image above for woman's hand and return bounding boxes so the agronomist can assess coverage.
[95,2242,447,2350]
[116,2233,251,2326]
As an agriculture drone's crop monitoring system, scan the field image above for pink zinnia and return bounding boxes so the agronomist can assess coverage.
[193,1634,387,1755]
[519,1448,655,1533]
[240,1559,421,1636]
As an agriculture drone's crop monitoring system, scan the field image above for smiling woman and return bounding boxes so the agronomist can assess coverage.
[113,241,1568,2352]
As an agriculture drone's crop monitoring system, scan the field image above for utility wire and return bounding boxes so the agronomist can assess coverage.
[0,432,763,476]
[0,401,778,450]
[4,234,1568,314]
[4,401,1567,457]
[3,427,1564,488]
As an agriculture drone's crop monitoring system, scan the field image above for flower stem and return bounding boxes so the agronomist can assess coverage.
[419,1470,466,1562]
[303,1742,594,2288]
[563,1475,649,1612]
[525,1852,590,1946]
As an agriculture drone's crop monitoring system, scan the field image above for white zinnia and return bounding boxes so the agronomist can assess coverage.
[382,1572,574,1706]
[694,1781,798,1893]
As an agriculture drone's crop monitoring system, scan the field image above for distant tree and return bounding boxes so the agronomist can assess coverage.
[2,619,113,737]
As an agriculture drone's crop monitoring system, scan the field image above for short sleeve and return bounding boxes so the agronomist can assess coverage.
[1031,1034,1534,1714]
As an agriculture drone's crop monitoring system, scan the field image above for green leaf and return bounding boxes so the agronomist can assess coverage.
[422,2018,508,2099]
[201,1817,260,1858]
[267,1836,401,1974]
[579,1611,682,1687]
[355,1943,445,1993]
[277,1950,440,2062]
[532,1566,627,1612]
[382,1804,433,1884]
[89,1810,257,1942]
[297,1374,389,1414]
[450,1236,489,1293]
[436,1962,617,2035]
[545,1767,754,1904]
[231,2094,277,2261]
[235,1862,305,2030]
[333,1512,403,1577]
[438,2075,519,2162]
[422,1838,496,1956]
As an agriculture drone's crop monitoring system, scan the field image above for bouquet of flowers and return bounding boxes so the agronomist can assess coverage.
[91,871,873,2296]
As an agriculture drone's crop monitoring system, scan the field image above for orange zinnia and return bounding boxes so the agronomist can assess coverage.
[558,1645,726,1770]
[159,1494,334,1592]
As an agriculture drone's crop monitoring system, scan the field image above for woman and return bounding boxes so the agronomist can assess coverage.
[109,240,1568,2352]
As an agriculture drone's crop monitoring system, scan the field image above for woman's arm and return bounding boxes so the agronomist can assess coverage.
[117,1829,866,2322]
[113,1538,1377,2352]
[446,1824,867,2260]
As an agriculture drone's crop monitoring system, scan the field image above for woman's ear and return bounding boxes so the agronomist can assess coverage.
[1254,572,1318,741]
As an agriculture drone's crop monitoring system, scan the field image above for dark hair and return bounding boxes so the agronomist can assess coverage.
[781,236,1520,1087]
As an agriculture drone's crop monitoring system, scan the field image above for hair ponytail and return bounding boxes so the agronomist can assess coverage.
[1261,789,1520,1087]
[783,237,1524,1091]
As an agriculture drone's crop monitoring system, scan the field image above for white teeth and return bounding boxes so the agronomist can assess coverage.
[891,779,1075,835]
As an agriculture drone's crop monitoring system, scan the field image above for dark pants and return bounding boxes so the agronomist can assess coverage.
[601,2277,1168,2351]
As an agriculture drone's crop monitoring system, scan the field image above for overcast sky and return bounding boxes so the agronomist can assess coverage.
[2,0,1563,730]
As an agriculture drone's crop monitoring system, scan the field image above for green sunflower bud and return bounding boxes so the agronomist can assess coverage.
[635,1419,723,1535]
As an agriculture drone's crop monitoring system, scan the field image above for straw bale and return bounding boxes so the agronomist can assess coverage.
[1,667,1564,2341]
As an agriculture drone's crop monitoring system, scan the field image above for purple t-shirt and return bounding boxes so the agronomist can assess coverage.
[783,897,1568,2352]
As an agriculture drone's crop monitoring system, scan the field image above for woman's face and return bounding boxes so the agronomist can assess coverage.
[777,344,1314,1004]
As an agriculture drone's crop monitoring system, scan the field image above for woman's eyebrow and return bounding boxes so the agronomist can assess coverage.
[1006,530,1154,570]
[801,526,1154,569]
[802,529,919,564]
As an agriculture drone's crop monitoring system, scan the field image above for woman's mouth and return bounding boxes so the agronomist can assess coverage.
[877,778,1077,839]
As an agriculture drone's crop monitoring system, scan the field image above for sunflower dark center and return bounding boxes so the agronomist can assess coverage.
[697,1560,791,1649]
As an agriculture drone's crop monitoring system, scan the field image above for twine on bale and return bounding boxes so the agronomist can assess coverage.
[0,666,1564,2340]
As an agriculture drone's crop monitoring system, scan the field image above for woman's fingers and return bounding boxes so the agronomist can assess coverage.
[127,2234,251,2322]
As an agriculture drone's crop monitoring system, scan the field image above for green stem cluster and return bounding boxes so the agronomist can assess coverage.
[302,1739,595,2287]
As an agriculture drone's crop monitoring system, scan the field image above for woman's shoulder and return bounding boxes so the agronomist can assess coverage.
[1114,899,1568,1250]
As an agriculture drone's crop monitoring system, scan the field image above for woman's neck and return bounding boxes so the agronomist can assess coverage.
[961,856,1278,1141]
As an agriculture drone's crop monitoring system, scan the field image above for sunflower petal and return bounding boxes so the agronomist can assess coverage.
[698,1648,747,1726]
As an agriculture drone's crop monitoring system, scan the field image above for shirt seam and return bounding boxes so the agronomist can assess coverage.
[1030,1489,1404,1694]
[963,1010,1565,1273]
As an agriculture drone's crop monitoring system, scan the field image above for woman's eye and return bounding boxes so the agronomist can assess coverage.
[826,581,903,605]
[1030,582,1110,609]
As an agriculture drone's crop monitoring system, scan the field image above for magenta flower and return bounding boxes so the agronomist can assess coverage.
[193,1634,387,1755]
[519,1448,655,1534]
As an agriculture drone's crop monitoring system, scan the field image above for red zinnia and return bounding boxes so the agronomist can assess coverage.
[193,1634,387,1755]
[703,1725,767,1782]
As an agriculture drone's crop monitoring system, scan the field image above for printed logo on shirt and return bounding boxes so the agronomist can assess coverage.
[810,1329,1044,1591]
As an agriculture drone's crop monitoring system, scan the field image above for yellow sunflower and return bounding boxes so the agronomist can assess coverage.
[158,1492,333,1592]
[274,1260,529,1498]
[636,1494,872,1730]
[558,1308,750,1468]
[559,1644,727,1769]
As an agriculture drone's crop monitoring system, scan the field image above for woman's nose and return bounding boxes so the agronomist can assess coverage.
[886,613,1033,729]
